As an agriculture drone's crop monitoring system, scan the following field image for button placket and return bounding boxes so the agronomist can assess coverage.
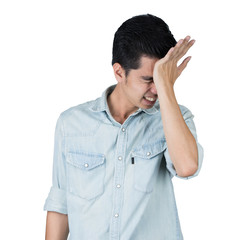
[109,125,128,239]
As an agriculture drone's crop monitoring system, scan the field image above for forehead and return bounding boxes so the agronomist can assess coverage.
[137,56,159,74]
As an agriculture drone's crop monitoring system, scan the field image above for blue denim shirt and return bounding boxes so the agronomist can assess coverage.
[44,84,203,240]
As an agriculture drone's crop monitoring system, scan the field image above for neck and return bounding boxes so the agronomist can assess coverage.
[107,84,138,124]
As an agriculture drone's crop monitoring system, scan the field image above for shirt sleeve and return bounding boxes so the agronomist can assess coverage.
[164,106,204,180]
[43,114,68,214]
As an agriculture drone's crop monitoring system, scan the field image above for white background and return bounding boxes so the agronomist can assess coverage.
[0,0,239,239]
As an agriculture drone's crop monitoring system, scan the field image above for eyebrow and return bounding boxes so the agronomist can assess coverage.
[141,76,153,81]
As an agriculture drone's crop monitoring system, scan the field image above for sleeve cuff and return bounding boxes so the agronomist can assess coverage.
[43,186,68,214]
[165,141,204,180]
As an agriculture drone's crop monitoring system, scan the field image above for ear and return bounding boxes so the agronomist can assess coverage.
[112,63,126,83]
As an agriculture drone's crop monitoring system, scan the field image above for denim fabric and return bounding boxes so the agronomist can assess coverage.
[44,84,203,240]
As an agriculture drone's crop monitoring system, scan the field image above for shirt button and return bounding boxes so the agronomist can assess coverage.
[146,152,151,156]
[118,156,122,161]
[122,128,125,132]
[84,163,89,168]
[114,213,119,218]
[116,184,121,188]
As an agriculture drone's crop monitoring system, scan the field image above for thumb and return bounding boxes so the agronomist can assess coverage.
[178,56,191,76]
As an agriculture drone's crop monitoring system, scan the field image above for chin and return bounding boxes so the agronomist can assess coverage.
[144,105,154,109]
[139,104,153,109]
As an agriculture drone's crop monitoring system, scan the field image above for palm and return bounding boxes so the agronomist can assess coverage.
[153,36,195,87]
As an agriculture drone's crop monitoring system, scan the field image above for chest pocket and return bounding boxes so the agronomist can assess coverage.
[132,139,167,193]
[66,151,106,200]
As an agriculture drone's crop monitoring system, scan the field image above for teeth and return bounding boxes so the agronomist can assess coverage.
[145,97,155,102]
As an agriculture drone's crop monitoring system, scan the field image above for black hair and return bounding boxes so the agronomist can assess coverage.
[112,14,177,76]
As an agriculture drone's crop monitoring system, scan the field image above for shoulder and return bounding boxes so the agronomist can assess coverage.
[178,104,194,119]
[59,97,100,120]
[56,97,102,136]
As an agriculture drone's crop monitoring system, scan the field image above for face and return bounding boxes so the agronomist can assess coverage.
[120,56,159,110]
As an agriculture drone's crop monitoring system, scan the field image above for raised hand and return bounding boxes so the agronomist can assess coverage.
[153,36,195,88]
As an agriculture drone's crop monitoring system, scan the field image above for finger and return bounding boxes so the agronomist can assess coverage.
[166,38,185,61]
[183,35,191,42]
[171,36,193,57]
[165,39,183,62]
[165,36,195,62]
[175,37,195,61]
[178,40,195,60]
[183,38,195,53]
[164,47,175,60]
[177,56,191,76]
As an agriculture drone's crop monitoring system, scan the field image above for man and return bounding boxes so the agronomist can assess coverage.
[44,14,203,240]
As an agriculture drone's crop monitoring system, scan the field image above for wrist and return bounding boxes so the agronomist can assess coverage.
[155,81,174,95]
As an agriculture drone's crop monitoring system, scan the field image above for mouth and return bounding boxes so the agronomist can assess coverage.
[143,96,157,105]
[144,96,156,102]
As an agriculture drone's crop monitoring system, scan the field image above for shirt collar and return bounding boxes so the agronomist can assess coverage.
[89,84,159,115]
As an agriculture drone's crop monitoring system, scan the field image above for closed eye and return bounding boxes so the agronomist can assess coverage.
[141,76,153,81]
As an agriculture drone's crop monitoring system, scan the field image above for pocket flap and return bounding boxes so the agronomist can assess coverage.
[132,139,167,159]
[67,151,105,170]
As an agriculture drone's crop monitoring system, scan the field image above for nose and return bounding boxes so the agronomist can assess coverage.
[150,82,158,95]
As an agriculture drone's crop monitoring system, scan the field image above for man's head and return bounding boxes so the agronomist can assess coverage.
[110,14,177,112]
[112,14,177,77]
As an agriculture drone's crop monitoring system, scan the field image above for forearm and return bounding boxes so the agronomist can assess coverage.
[45,211,69,240]
[157,84,198,177]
